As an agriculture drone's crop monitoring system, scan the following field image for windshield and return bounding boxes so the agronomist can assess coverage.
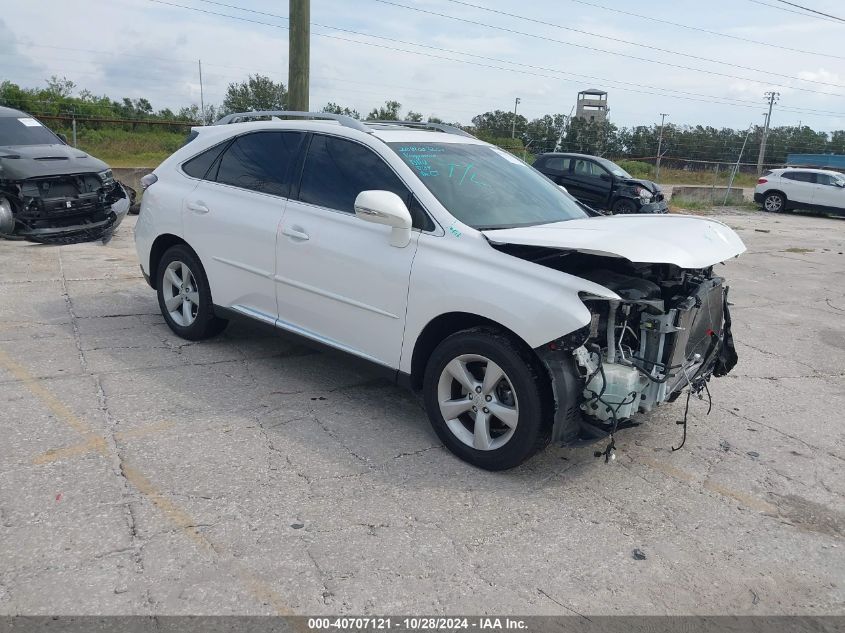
[388,142,587,229]
[0,116,63,146]
[597,157,632,179]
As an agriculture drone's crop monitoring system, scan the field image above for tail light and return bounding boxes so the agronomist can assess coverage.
[140,174,158,190]
[757,178,768,184]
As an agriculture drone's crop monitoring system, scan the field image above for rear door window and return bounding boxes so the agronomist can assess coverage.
[214,131,304,196]
[782,171,816,183]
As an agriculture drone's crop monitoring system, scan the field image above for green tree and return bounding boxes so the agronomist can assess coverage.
[367,100,402,120]
[322,102,361,119]
[45,75,75,98]
[222,74,286,115]
[471,109,527,139]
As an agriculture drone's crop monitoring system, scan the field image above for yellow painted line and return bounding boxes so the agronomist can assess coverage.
[33,436,108,465]
[702,480,778,514]
[116,420,177,439]
[0,348,105,451]
[637,455,777,514]
[33,420,177,465]
[0,348,296,615]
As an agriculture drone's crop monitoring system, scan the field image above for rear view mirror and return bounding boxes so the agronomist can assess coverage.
[354,190,413,247]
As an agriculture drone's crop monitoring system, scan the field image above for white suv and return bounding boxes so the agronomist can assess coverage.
[755,167,845,215]
[135,112,746,470]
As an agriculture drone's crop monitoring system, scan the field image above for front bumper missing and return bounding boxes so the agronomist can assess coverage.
[17,183,131,245]
[540,281,737,449]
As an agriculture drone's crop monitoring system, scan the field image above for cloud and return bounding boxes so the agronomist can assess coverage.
[0,0,841,131]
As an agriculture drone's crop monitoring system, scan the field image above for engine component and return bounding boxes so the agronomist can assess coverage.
[575,347,648,422]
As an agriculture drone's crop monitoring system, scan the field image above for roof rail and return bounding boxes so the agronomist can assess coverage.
[368,120,476,139]
[213,110,371,134]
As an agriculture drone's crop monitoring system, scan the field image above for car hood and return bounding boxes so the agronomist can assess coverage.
[483,214,746,269]
[0,144,109,179]
[619,177,660,192]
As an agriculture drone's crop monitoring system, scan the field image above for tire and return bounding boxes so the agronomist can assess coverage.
[762,191,785,213]
[422,327,553,470]
[612,198,638,214]
[156,245,227,340]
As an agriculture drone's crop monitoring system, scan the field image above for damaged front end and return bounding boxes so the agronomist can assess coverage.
[536,255,738,455]
[484,213,746,458]
[0,170,133,245]
[538,254,737,459]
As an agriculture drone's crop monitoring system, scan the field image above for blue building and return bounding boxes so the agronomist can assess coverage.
[786,154,845,171]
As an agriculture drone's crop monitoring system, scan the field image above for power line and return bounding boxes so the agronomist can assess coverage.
[746,0,845,23]
[141,0,845,117]
[373,0,845,94]
[561,0,844,60]
[777,0,845,22]
[772,0,845,22]
[443,0,844,87]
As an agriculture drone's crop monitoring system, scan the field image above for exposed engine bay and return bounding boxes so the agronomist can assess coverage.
[501,245,738,456]
[0,171,133,244]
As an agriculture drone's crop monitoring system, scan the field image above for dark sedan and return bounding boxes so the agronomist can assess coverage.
[534,152,668,214]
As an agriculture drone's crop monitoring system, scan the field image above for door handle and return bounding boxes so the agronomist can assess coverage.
[187,201,209,214]
[282,226,310,241]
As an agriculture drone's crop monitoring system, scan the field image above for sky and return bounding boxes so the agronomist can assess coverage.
[1,0,844,131]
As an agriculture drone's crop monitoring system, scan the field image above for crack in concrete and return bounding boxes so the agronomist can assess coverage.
[391,445,443,460]
[721,405,844,463]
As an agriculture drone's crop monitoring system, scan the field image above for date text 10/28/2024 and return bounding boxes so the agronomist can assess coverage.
[308,618,528,630]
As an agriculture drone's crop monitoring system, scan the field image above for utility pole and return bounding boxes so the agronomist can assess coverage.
[655,112,669,182]
[756,91,779,176]
[198,60,205,124]
[511,97,521,139]
[288,0,310,112]
[724,123,753,205]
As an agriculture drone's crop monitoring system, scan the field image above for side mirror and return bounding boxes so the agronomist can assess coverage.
[599,173,612,181]
[557,185,569,193]
[354,190,413,248]
[56,133,68,144]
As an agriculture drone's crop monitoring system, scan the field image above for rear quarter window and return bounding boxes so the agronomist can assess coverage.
[182,141,229,180]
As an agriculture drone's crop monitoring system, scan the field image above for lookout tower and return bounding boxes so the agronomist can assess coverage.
[575,89,608,122]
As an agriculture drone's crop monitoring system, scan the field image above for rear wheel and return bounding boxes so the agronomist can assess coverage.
[156,245,227,340]
[422,327,552,470]
[762,192,786,213]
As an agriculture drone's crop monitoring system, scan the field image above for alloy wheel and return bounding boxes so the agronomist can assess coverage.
[764,194,783,212]
[436,354,519,451]
[162,260,199,327]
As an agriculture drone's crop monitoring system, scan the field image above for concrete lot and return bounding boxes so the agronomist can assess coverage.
[1,210,843,616]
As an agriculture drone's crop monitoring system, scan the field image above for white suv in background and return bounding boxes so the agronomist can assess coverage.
[755,168,845,215]
[135,112,745,470]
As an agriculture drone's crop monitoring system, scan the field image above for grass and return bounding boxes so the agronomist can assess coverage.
[49,128,766,189]
[613,160,759,187]
[56,127,187,168]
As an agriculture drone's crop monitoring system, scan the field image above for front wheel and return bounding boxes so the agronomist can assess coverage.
[156,245,228,340]
[612,198,638,214]
[422,327,553,470]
